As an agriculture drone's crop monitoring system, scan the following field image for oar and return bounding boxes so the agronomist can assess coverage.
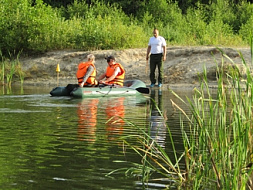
[135,87,150,94]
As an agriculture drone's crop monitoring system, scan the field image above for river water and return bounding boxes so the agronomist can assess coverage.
[0,85,198,189]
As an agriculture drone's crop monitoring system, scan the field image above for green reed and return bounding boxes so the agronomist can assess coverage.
[113,43,253,189]
[0,53,4,85]
[172,46,253,189]
[0,52,25,86]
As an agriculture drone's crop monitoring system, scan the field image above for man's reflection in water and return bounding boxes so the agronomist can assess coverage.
[149,89,167,148]
[77,98,99,143]
[105,97,125,141]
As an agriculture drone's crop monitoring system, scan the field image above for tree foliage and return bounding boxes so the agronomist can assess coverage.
[0,0,252,56]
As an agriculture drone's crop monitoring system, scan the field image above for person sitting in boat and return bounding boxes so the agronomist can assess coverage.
[98,55,125,87]
[76,54,98,87]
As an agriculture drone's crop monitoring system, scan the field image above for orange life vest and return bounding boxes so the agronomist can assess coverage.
[105,63,125,86]
[76,61,97,86]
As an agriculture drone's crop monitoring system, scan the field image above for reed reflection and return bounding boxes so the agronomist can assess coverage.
[149,89,167,148]
[77,98,99,143]
[0,85,13,95]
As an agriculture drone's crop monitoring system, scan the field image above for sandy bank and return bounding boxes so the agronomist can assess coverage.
[19,46,252,89]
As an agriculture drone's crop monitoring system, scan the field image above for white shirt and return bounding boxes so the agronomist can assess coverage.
[148,36,166,54]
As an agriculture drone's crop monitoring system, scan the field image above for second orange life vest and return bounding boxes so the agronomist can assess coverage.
[105,63,125,86]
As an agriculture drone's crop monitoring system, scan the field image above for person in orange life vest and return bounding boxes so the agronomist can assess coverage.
[98,55,125,87]
[76,54,98,87]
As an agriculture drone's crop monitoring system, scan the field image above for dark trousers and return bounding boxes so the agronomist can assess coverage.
[150,53,164,84]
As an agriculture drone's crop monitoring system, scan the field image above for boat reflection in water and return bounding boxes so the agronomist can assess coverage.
[105,97,125,141]
[76,96,129,143]
[77,98,100,143]
[149,89,167,148]
[76,94,149,144]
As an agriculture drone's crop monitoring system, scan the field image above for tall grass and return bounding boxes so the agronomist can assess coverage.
[0,51,4,85]
[0,52,25,86]
[114,42,253,189]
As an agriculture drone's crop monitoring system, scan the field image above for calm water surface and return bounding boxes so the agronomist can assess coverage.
[0,85,199,189]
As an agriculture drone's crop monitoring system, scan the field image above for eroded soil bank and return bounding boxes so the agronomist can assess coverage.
[19,46,252,89]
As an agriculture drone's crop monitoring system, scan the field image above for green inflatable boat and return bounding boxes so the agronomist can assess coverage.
[50,79,149,98]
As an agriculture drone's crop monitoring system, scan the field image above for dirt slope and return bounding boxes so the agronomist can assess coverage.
[19,46,252,88]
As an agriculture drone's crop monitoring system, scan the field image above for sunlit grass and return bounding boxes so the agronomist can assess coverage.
[0,52,25,86]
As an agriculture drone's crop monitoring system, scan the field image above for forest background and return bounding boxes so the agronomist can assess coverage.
[0,0,253,57]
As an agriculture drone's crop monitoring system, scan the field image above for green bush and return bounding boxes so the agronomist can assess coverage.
[26,2,73,52]
[239,15,253,43]
[233,1,253,33]
[0,0,30,54]
[66,1,147,50]
[184,6,207,45]
[0,0,253,57]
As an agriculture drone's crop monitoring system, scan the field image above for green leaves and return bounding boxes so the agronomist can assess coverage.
[0,0,253,56]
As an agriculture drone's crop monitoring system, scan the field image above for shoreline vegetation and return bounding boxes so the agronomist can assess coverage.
[1,0,253,55]
[0,0,253,84]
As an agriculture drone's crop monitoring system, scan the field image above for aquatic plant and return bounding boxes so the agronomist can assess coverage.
[0,51,4,85]
[0,52,25,86]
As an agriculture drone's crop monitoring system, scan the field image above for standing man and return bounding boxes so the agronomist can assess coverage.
[146,28,166,88]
